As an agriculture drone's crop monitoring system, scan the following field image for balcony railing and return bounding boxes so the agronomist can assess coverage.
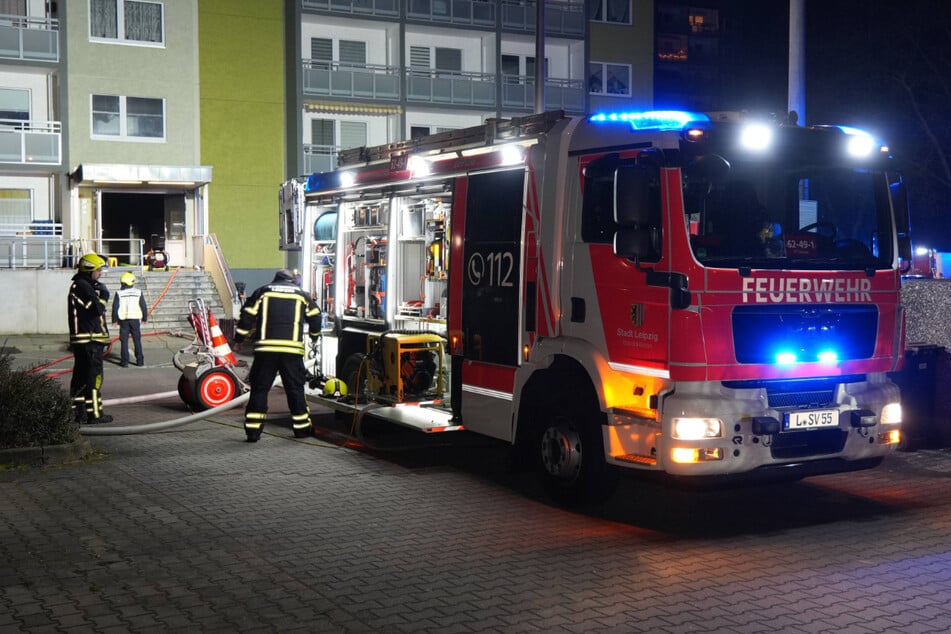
[304,144,340,175]
[501,75,585,114]
[501,0,585,37]
[406,0,495,27]
[302,0,399,17]
[406,68,495,106]
[0,120,61,165]
[0,13,59,62]
[303,60,401,100]
[302,0,585,36]
[0,222,65,269]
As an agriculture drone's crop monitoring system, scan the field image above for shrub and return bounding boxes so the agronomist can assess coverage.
[0,350,78,449]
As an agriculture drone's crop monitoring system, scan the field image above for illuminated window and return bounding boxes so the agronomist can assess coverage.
[657,34,688,61]
[688,8,719,33]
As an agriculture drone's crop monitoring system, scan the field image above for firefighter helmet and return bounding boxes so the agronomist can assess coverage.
[120,272,136,285]
[77,253,106,272]
[323,378,347,398]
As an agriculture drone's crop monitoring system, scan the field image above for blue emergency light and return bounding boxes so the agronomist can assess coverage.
[590,110,709,131]
[774,349,840,365]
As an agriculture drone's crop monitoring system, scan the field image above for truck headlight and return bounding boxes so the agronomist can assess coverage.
[672,417,723,439]
[880,402,902,425]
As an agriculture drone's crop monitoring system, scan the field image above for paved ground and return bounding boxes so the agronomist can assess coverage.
[5,333,951,632]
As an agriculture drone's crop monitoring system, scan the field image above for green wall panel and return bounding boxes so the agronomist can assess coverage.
[199,0,285,270]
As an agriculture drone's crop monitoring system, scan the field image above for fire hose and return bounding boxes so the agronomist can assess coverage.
[80,390,250,436]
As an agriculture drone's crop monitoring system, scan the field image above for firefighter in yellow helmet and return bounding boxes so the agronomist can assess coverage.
[111,271,149,367]
[67,253,112,424]
[233,269,322,441]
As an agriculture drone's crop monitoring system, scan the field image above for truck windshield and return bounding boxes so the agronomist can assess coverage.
[684,138,896,271]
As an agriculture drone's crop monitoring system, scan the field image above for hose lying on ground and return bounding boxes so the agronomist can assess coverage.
[80,391,250,436]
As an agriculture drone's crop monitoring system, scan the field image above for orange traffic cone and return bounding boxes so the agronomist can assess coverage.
[207,309,237,366]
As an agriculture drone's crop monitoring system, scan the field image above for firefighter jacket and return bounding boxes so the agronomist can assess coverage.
[112,284,148,322]
[235,275,321,355]
[68,273,110,345]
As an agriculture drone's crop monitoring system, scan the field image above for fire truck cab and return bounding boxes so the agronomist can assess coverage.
[280,109,911,505]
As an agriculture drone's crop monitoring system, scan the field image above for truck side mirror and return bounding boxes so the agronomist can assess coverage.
[614,164,653,227]
[890,177,912,264]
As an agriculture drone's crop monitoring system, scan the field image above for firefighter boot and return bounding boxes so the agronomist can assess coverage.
[292,413,313,439]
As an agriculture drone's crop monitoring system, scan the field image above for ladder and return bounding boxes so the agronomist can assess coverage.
[337,109,567,168]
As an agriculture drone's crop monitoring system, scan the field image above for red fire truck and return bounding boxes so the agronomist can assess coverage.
[279,109,911,504]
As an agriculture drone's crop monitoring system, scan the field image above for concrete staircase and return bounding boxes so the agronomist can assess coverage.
[98,269,229,336]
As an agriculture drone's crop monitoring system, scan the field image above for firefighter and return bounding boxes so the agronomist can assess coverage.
[67,253,112,424]
[233,269,322,442]
[111,271,149,367]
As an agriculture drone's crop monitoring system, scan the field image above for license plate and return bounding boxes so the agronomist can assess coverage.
[783,409,839,431]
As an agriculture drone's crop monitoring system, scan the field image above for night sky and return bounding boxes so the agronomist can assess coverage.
[708,1,951,250]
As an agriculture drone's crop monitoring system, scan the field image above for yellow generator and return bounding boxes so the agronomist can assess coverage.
[366,332,444,404]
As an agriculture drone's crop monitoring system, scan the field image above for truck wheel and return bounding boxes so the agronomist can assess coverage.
[534,388,618,506]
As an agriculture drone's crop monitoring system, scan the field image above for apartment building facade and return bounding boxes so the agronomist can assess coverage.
[283,0,656,180]
[65,0,209,269]
[0,0,61,239]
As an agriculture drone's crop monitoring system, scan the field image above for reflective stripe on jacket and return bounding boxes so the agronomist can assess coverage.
[68,273,110,345]
[236,282,321,356]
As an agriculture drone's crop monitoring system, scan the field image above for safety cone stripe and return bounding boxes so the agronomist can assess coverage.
[207,309,237,366]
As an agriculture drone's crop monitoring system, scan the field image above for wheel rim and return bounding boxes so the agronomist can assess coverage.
[199,371,236,407]
[540,423,583,481]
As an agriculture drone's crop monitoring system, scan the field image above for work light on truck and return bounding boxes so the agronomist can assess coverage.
[672,417,723,440]
[739,123,772,151]
[880,402,902,425]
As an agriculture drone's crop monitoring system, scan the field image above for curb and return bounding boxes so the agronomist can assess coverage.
[0,436,97,468]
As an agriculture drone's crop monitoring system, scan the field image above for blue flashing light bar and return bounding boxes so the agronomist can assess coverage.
[590,110,710,131]
[773,349,841,365]
[305,173,324,192]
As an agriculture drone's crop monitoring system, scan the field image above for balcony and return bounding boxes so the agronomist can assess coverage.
[406,0,495,27]
[304,144,339,175]
[0,120,61,165]
[501,76,585,114]
[0,14,58,62]
[303,60,401,100]
[301,0,399,18]
[406,68,495,106]
[501,0,585,37]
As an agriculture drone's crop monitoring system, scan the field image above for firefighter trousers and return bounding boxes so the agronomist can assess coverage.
[118,319,144,366]
[244,352,311,438]
[70,342,106,422]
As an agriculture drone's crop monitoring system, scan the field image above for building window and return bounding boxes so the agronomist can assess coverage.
[689,8,719,33]
[588,62,631,96]
[0,87,29,124]
[410,46,462,72]
[589,0,631,25]
[90,0,164,46]
[310,38,366,66]
[339,121,366,150]
[91,94,165,141]
[0,189,31,226]
[657,34,689,61]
